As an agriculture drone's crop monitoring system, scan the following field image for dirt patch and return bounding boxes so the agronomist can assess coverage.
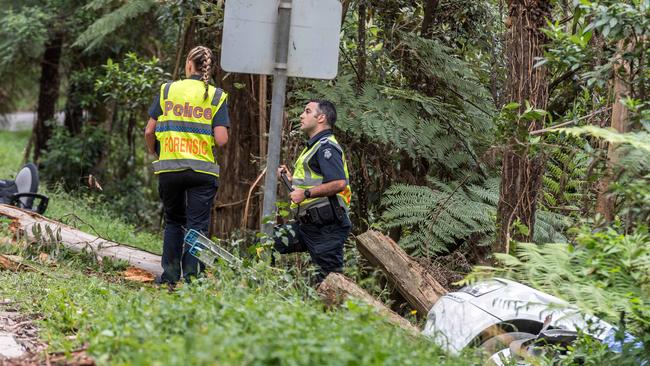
[0,302,94,366]
[0,302,44,364]
[122,267,155,283]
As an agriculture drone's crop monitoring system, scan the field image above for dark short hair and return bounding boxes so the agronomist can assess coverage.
[310,99,337,127]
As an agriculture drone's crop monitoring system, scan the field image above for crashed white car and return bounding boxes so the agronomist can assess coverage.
[422,278,631,364]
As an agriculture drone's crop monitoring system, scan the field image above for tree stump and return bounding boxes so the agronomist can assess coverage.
[317,272,421,336]
[356,230,447,316]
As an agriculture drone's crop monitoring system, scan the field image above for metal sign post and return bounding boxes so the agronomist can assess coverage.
[261,0,292,235]
[221,0,342,236]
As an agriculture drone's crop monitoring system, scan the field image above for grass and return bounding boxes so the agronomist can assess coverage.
[1,261,479,365]
[0,130,479,365]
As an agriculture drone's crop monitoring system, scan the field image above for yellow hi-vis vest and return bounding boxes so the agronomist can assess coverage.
[291,134,352,213]
[153,79,228,177]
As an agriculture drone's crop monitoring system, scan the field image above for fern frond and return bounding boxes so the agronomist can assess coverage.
[383,176,570,255]
[560,126,650,153]
[74,0,155,50]
[292,35,496,178]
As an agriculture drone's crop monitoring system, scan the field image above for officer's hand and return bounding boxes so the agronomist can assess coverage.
[290,188,306,204]
[277,165,292,181]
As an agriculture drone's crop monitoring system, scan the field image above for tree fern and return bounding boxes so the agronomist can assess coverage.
[382,177,568,256]
[292,33,495,179]
[73,0,155,51]
[540,133,591,215]
[400,33,495,123]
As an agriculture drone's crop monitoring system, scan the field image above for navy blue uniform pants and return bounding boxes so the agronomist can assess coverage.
[273,214,351,283]
[158,170,217,283]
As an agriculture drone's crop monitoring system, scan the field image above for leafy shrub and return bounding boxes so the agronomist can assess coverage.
[41,124,107,189]
[0,7,49,71]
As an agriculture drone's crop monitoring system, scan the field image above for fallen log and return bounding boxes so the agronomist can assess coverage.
[0,204,162,276]
[0,254,27,271]
[356,230,447,316]
[317,272,420,336]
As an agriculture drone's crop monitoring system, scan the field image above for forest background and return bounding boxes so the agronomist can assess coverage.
[0,0,648,364]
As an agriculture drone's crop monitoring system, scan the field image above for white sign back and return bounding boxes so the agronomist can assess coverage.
[221,0,342,79]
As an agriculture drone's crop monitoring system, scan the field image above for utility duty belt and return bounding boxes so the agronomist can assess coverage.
[297,196,346,226]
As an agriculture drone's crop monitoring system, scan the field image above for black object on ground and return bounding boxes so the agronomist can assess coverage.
[0,163,49,214]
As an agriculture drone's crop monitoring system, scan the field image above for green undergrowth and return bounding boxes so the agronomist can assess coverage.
[0,256,477,365]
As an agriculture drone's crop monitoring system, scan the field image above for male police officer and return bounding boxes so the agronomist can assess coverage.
[274,99,352,284]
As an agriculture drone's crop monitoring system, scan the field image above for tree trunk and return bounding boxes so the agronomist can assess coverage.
[340,0,352,24]
[210,74,262,236]
[257,75,268,225]
[317,272,421,336]
[33,31,64,163]
[356,230,447,316]
[172,17,195,81]
[494,0,551,253]
[421,0,440,39]
[596,39,632,222]
[189,24,263,236]
[356,1,367,90]
[63,79,83,136]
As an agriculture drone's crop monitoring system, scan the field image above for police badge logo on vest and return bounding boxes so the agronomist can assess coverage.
[323,148,332,160]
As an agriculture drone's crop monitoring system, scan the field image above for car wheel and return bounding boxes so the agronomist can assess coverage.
[481,332,535,366]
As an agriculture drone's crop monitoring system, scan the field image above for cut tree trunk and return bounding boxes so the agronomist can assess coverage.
[356,230,447,315]
[317,272,421,336]
[494,0,552,253]
[0,205,162,276]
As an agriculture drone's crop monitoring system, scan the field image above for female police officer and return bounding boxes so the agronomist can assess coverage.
[144,46,229,284]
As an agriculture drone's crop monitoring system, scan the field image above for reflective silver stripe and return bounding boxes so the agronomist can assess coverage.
[212,89,223,106]
[163,82,171,99]
[155,120,213,135]
[293,177,305,186]
[152,159,219,175]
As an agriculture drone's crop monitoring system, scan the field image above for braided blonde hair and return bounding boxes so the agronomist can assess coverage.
[186,46,216,100]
